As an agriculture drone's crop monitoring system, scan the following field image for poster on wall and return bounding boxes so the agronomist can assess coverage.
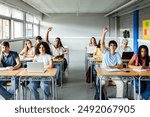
[143,20,150,40]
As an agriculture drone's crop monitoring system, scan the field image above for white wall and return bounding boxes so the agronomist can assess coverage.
[40,13,109,50]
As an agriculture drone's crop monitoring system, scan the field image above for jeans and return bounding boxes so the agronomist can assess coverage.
[0,76,18,100]
[27,77,52,100]
[133,77,150,100]
[53,63,61,79]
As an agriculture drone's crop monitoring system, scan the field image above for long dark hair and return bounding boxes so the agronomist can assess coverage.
[35,42,52,55]
[97,40,101,48]
[138,45,149,66]
[25,39,33,52]
[55,37,64,48]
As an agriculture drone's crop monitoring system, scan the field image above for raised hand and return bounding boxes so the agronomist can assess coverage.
[48,27,53,32]
[103,26,109,33]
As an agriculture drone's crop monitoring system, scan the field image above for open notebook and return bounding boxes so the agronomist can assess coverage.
[132,69,150,72]
[0,67,10,71]
[105,68,122,72]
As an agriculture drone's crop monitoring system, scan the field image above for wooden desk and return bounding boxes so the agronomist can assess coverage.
[0,68,24,99]
[0,68,24,76]
[95,68,138,100]
[17,68,57,100]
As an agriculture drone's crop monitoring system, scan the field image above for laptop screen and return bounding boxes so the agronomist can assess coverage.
[122,52,134,59]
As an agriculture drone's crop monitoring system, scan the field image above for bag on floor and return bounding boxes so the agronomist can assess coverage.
[86,66,96,83]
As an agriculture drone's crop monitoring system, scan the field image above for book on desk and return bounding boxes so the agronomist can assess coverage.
[105,68,122,72]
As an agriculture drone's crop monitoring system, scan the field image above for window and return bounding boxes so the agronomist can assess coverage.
[26,23,33,37]
[0,19,9,39]
[0,4,11,17]
[12,21,23,39]
[12,9,24,20]
[34,16,39,24]
[26,14,33,22]
[33,25,38,36]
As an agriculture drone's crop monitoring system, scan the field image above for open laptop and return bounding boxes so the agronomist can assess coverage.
[122,52,134,59]
[27,62,46,73]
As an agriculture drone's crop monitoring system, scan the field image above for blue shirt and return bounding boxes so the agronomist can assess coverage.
[102,49,122,68]
[1,51,19,67]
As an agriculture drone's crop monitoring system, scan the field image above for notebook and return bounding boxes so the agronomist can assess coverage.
[122,52,134,59]
[105,68,122,72]
[27,62,46,73]
[132,69,150,72]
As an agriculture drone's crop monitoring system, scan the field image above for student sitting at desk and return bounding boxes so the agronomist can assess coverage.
[20,39,35,58]
[86,37,97,57]
[93,40,103,59]
[100,27,124,98]
[128,45,150,100]
[34,36,42,46]
[28,42,53,100]
[0,41,21,100]
[45,27,66,54]
[117,38,132,56]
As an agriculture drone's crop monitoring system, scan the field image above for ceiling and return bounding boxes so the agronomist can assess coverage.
[22,0,132,15]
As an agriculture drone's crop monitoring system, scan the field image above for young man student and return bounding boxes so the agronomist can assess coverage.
[100,27,124,98]
[0,41,21,100]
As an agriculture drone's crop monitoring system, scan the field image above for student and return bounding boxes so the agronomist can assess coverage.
[45,27,65,54]
[128,45,150,100]
[0,41,21,100]
[86,37,97,57]
[117,38,132,56]
[35,36,42,46]
[20,39,35,58]
[27,42,53,100]
[52,38,66,84]
[93,40,103,59]
[100,27,124,98]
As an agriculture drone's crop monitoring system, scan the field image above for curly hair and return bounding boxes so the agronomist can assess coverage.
[35,42,52,55]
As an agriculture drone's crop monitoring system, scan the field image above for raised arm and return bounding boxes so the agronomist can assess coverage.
[45,27,53,43]
[100,27,108,52]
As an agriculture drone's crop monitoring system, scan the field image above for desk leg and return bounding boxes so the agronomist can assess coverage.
[90,61,93,88]
[132,77,136,100]
[51,77,55,100]
[54,78,57,100]
[11,76,16,100]
[18,76,21,100]
[97,75,102,100]
[138,77,141,100]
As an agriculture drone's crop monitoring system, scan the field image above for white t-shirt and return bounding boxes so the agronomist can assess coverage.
[53,47,64,57]
[27,47,35,55]
[117,46,132,56]
[34,54,52,66]
[86,45,97,53]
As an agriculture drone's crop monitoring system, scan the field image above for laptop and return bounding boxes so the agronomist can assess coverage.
[122,52,134,59]
[27,62,46,73]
